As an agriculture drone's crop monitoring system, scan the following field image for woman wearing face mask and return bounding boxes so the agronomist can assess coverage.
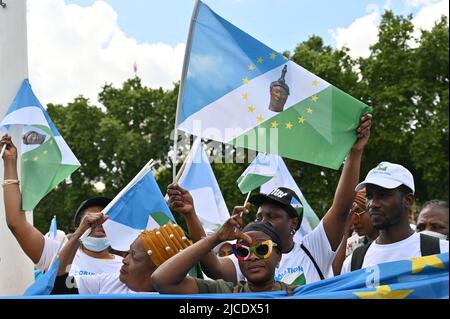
[59,197,123,277]
[1,134,122,277]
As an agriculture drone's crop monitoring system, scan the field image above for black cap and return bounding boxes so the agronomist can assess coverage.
[73,197,112,227]
[249,187,303,230]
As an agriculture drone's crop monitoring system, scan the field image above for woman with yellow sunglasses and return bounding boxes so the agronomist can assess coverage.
[151,218,296,294]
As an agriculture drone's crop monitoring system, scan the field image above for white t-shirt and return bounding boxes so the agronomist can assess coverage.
[37,236,123,276]
[228,220,337,285]
[341,232,449,274]
[74,273,158,295]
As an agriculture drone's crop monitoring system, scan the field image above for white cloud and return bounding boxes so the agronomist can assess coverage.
[412,0,449,32]
[329,6,380,58]
[27,0,185,106]
[405,0,436,8]
[330,0,448,58]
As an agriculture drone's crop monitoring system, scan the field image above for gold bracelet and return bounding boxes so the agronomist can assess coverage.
[2,179,20,187]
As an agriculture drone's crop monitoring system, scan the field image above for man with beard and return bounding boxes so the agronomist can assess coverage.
[341,162,449,273]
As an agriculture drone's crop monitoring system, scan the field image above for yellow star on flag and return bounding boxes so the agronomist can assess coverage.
[269,53,276,59]
[409,255,446,274]
[43,150,48,155]
[354,285,413,299]
[312,80,318,87]
[242,92,249,100]
[298,116,305,124]
[49,140,54,145]
[248,64,256,71]
[285,122,293,129]
[257,115,264,124]
[32,156,39,161]
[247,105,255,113]
[307,107,313,114]
[311,95,318,102]
[243,77,250,85]
[271,121,279,128]
[257,57,263,64]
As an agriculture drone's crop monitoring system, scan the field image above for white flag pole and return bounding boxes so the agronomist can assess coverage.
[47,236,67,272]
[0,144,6,159]
[234,190,252,233]
[172,0,201,181]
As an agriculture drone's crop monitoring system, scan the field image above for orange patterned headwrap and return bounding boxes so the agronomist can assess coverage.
[138,222,192,267]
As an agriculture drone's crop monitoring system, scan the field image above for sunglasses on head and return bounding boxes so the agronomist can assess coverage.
[351,208,367,223]
[232,240,277,261]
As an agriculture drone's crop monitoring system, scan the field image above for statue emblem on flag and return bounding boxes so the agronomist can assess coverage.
[269,65,289,112]
[23,130,46,145]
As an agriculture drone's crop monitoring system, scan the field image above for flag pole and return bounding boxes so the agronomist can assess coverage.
[172,0,201,182]
[243,190,252,207]
[164,138,197,202]
[79,158,154,242]
[47,236,67,272]
[0,144,6,159]
[235,190,251,232]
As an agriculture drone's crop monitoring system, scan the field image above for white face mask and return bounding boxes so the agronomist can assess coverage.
[81,236,110,252]
[419,230,448,241]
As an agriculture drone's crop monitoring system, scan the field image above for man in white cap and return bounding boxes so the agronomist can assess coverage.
[341,162,449,273]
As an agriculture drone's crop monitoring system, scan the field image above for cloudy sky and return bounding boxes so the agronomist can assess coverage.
[26,0,449,106]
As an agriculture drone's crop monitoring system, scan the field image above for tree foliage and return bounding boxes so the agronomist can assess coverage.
[33,12,448,234]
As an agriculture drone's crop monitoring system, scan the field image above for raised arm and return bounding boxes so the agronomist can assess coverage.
[331,212,353,276]
[57,212,108,276]
[322,114,372,250]
[1,134,45,264]
[167,183,246,283]
[151,215,252,294]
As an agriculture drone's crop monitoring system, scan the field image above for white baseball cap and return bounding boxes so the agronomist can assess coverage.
[355,161,415,194]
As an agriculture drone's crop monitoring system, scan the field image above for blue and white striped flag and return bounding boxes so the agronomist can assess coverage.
[103,161,176,251]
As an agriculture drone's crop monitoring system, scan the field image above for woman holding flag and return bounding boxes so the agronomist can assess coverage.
[1,134,122,279]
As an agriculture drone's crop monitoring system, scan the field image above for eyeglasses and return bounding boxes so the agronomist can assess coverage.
[232,240,277,261]
[351,209,367,223]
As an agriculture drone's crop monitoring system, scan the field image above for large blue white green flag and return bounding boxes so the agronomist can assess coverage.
[0,79,80,211]
[178,137,230,234]
[260,155,320,240]
[176,1,371,170]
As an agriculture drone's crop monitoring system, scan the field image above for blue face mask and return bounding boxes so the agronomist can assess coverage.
[81,236,110,252]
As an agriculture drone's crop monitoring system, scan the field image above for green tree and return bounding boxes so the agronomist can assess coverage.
[358,13,449,204]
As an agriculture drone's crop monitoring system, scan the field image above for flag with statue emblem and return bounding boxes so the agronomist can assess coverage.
[176,1,372,170]
[0,79,80,211]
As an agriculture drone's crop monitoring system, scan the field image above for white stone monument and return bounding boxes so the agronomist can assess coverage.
[0,0,35,296]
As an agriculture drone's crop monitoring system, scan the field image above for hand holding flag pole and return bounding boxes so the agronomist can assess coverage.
[233,191,251,233]
[79,158,156,242]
